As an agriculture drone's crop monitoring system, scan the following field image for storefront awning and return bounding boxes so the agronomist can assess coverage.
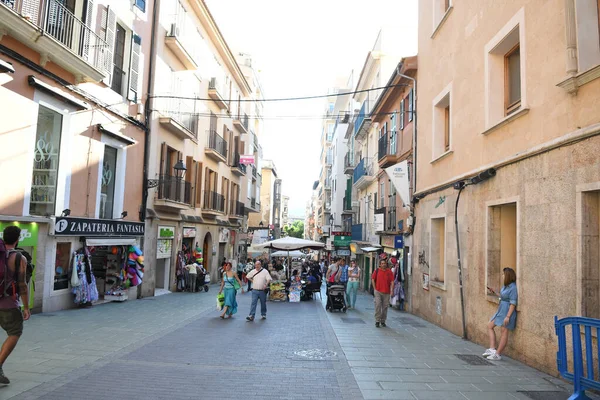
[86,238,137,247]
[361,246,381,253]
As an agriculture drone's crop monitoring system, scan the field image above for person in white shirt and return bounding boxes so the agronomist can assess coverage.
[245,260,272,321]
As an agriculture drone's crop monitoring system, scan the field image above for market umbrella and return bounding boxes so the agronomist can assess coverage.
[271,250,305,257]
[256,237,324,279]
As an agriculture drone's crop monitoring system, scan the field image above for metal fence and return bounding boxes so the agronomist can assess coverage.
[157,174,191,204]
[206,129,228,159]
[203,190,224,212]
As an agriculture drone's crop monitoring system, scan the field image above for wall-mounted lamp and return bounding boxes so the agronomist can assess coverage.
[61,209,71,217]
[116,211,128,220]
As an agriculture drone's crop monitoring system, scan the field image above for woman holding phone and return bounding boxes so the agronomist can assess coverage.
[483,268,518,360]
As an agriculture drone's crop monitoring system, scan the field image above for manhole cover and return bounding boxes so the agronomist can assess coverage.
[294,349,337,360]
[518,391,568,400]
[341,317,366,324]
[455,354,493,366]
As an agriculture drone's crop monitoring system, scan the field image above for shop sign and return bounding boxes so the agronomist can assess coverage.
[381,235,395,248]
[158,226,175,239]
[219,228,230,243]
[332,231,351,236]
[325,238,333,251]
[333,235,351,247]
[157,239,173,259]
[51,217,144,237]
[385,160,410,209]
[373,214,384,232]
[183,227,196,238]
[337,249,350,256]
[240,155,255,165]
[395,235,404,248]
[0,222,39,247]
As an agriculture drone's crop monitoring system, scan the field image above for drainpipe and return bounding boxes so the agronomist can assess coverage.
[454,182,468,339]
[140,0,159,222]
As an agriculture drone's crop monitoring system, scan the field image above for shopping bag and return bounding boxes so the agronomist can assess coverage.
[70,265,80,288]
[216,292,225,311]
[204,273,211,283]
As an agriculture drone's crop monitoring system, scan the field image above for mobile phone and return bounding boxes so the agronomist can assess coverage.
[486,286,495,293]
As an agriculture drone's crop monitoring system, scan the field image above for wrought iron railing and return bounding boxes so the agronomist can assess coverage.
[229,200,244,216]
[160,96,198,137]
[236,112,249,131]
[1,0,109,73]
[354,101,368,136]
[252,165,257,178]
[157,174,191,204]
[203,190,224,212]
[353,157,374,184]
[206,129,228,159]
[232,152,247,173]
[378,134,388,161]
[167,6,201,65]
[344,152,354,170]
[251,197,256,208]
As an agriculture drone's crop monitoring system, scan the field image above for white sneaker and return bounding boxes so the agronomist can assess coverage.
[482,348,496,357]
[486,353,502,361]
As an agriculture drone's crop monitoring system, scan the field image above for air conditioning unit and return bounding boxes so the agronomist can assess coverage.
[170,23,180,37]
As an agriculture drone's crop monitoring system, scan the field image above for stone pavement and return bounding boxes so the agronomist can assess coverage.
[0,284,590,400]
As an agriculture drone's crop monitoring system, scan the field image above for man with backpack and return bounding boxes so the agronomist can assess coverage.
[371,259,394,328]
[0,226,30,384]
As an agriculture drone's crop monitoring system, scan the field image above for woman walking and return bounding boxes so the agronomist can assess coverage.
[483,267,518,360]
[219,262,244,319]
[346,260,360,309]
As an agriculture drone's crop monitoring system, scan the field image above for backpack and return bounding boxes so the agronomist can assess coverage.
[0,240,34,299]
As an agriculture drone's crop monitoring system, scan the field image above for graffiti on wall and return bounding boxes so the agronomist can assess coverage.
[418,250,429,270]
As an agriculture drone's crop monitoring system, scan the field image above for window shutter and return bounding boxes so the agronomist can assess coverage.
[81,0,94,62]
[128,34,142,102]
[408,89,414,122]
[195,162,202,207]
[400,100,405,130]
[100,5,117,85]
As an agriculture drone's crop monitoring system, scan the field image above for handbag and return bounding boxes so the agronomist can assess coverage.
[227,275,241,290]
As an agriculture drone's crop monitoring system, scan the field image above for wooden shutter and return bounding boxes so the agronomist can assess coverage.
[159,142,167,176]
[100,5,117,85]
[400,100,405,130]
[195,162,203,207]
[408,89,414,122]
[81,0,94,61]
[128,34,141,102]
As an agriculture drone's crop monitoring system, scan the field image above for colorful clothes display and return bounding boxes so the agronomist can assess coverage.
[71,250,99,304]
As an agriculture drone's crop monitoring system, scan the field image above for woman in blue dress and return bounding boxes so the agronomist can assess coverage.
[483,267,518,361]
[219,262,244,319]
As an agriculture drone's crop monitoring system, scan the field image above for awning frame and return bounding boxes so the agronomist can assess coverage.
[85,238,137,247]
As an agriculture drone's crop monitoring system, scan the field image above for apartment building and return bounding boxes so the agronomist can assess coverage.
[347,30,402,290]
[0,0,152,312]
[143,0,257,294]
[248,160,280,237]
[304,181,319,241]
[371,57,417,308]
[412,0,600,374]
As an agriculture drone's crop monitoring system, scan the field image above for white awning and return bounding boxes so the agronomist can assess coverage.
[361,247,381,253]
[86,238,137,247]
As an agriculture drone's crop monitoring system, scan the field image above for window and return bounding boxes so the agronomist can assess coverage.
[100,146,117,219]
[400,100,405,130]
[573,0,600,73]
[484,10,526,129]
[390,112,397,154]
[408,89,414,122]
[505,44,521,116]
[430,217,446,284]
[432,83,452,160]
[54,242,71,290]
[30,106,63,216]
[486,202,517,299]
[433,0,452,36]
[581,190,600,318]
[380,181,385,207]
[111,23,127,94]
[134,0,146,12]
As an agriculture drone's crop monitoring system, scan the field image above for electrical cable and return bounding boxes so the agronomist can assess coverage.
[146,109,414,121]
[149,83,410,103]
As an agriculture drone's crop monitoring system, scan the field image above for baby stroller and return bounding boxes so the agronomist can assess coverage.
[326,284,347,312]
[195,268,209,292]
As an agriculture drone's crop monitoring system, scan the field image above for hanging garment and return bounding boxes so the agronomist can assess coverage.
[72,251,99,304]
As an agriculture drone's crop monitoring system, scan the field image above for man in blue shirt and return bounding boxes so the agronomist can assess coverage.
[339,257,349,288]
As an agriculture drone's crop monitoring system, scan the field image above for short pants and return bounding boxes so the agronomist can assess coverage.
[0,308,24,337]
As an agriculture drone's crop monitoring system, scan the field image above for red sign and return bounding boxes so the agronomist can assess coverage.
[240,155,255,165]
[332,231,351,236]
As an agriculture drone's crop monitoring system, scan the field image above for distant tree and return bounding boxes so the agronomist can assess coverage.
[284,221,304,238]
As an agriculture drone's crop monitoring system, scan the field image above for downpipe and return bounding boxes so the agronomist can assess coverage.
[454,184,467,339]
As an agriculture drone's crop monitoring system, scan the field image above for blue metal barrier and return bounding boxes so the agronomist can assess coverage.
[555,316,600,400]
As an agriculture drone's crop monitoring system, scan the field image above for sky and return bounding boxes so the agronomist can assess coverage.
[205,0,418,218]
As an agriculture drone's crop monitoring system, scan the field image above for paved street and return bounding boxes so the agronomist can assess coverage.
[0,286,587,400]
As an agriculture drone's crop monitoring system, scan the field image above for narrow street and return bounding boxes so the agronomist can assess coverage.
[0,288,579,400]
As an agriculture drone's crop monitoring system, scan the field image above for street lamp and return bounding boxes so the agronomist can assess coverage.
[329,214,334,229]
[173,160,186,202]
[259,221,264,228]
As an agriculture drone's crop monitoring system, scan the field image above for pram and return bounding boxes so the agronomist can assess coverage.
[195,269,209,292]
[326,284,347,312]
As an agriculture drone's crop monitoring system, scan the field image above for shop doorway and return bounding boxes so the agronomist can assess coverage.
[363,257,371,291]
[155,258,170,290]
[202,232,212,278]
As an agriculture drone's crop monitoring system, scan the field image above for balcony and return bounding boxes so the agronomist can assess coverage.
[233,112,249,133]
[0,0,109,82]
[344,152,354,175]
[231,152,246,176]
[378,133,401,168]
[354,100,373,140]
[165,9,200,70]
[229,200,245,219]
[251,165,257,181]
[353,157,375,190]
[158,98,198,141]
[201,190,225,216]
[205,129,228,163]
[208,77,228,109]
[155,174,192,210]
[343,195,352,212]
[351,224,364,241]
[246,196,260,213]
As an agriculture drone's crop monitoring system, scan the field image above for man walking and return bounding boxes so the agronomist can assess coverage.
[0,226,31,384]
[371,259,394,328]
[246,260,272,321]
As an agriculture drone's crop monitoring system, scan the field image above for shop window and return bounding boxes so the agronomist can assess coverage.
[100,146,117,219]
[30,106,63,216]
[430,217,446,284]
[54,242,71,291]
[581,191,600,318]
[487,202,517,297]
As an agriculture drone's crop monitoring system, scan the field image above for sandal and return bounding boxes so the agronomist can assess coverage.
[219,314,225,319]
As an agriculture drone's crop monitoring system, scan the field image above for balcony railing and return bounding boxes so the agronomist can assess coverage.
[1,0,109,74]
[252,165,257,178]
[236,112,249,131]
[251,197,256,208]
[206,129,228,159]
[203,190,225,213]
[378,134,388,161]
[344,152,354,171]
[159,96,198,137]
[157,174,192,204]
[232,152,247,173]
[229,200,245,216]
[343,195,352,212]
[166,6,201,67]
[353,157,374,184]
[354,101,368,136]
